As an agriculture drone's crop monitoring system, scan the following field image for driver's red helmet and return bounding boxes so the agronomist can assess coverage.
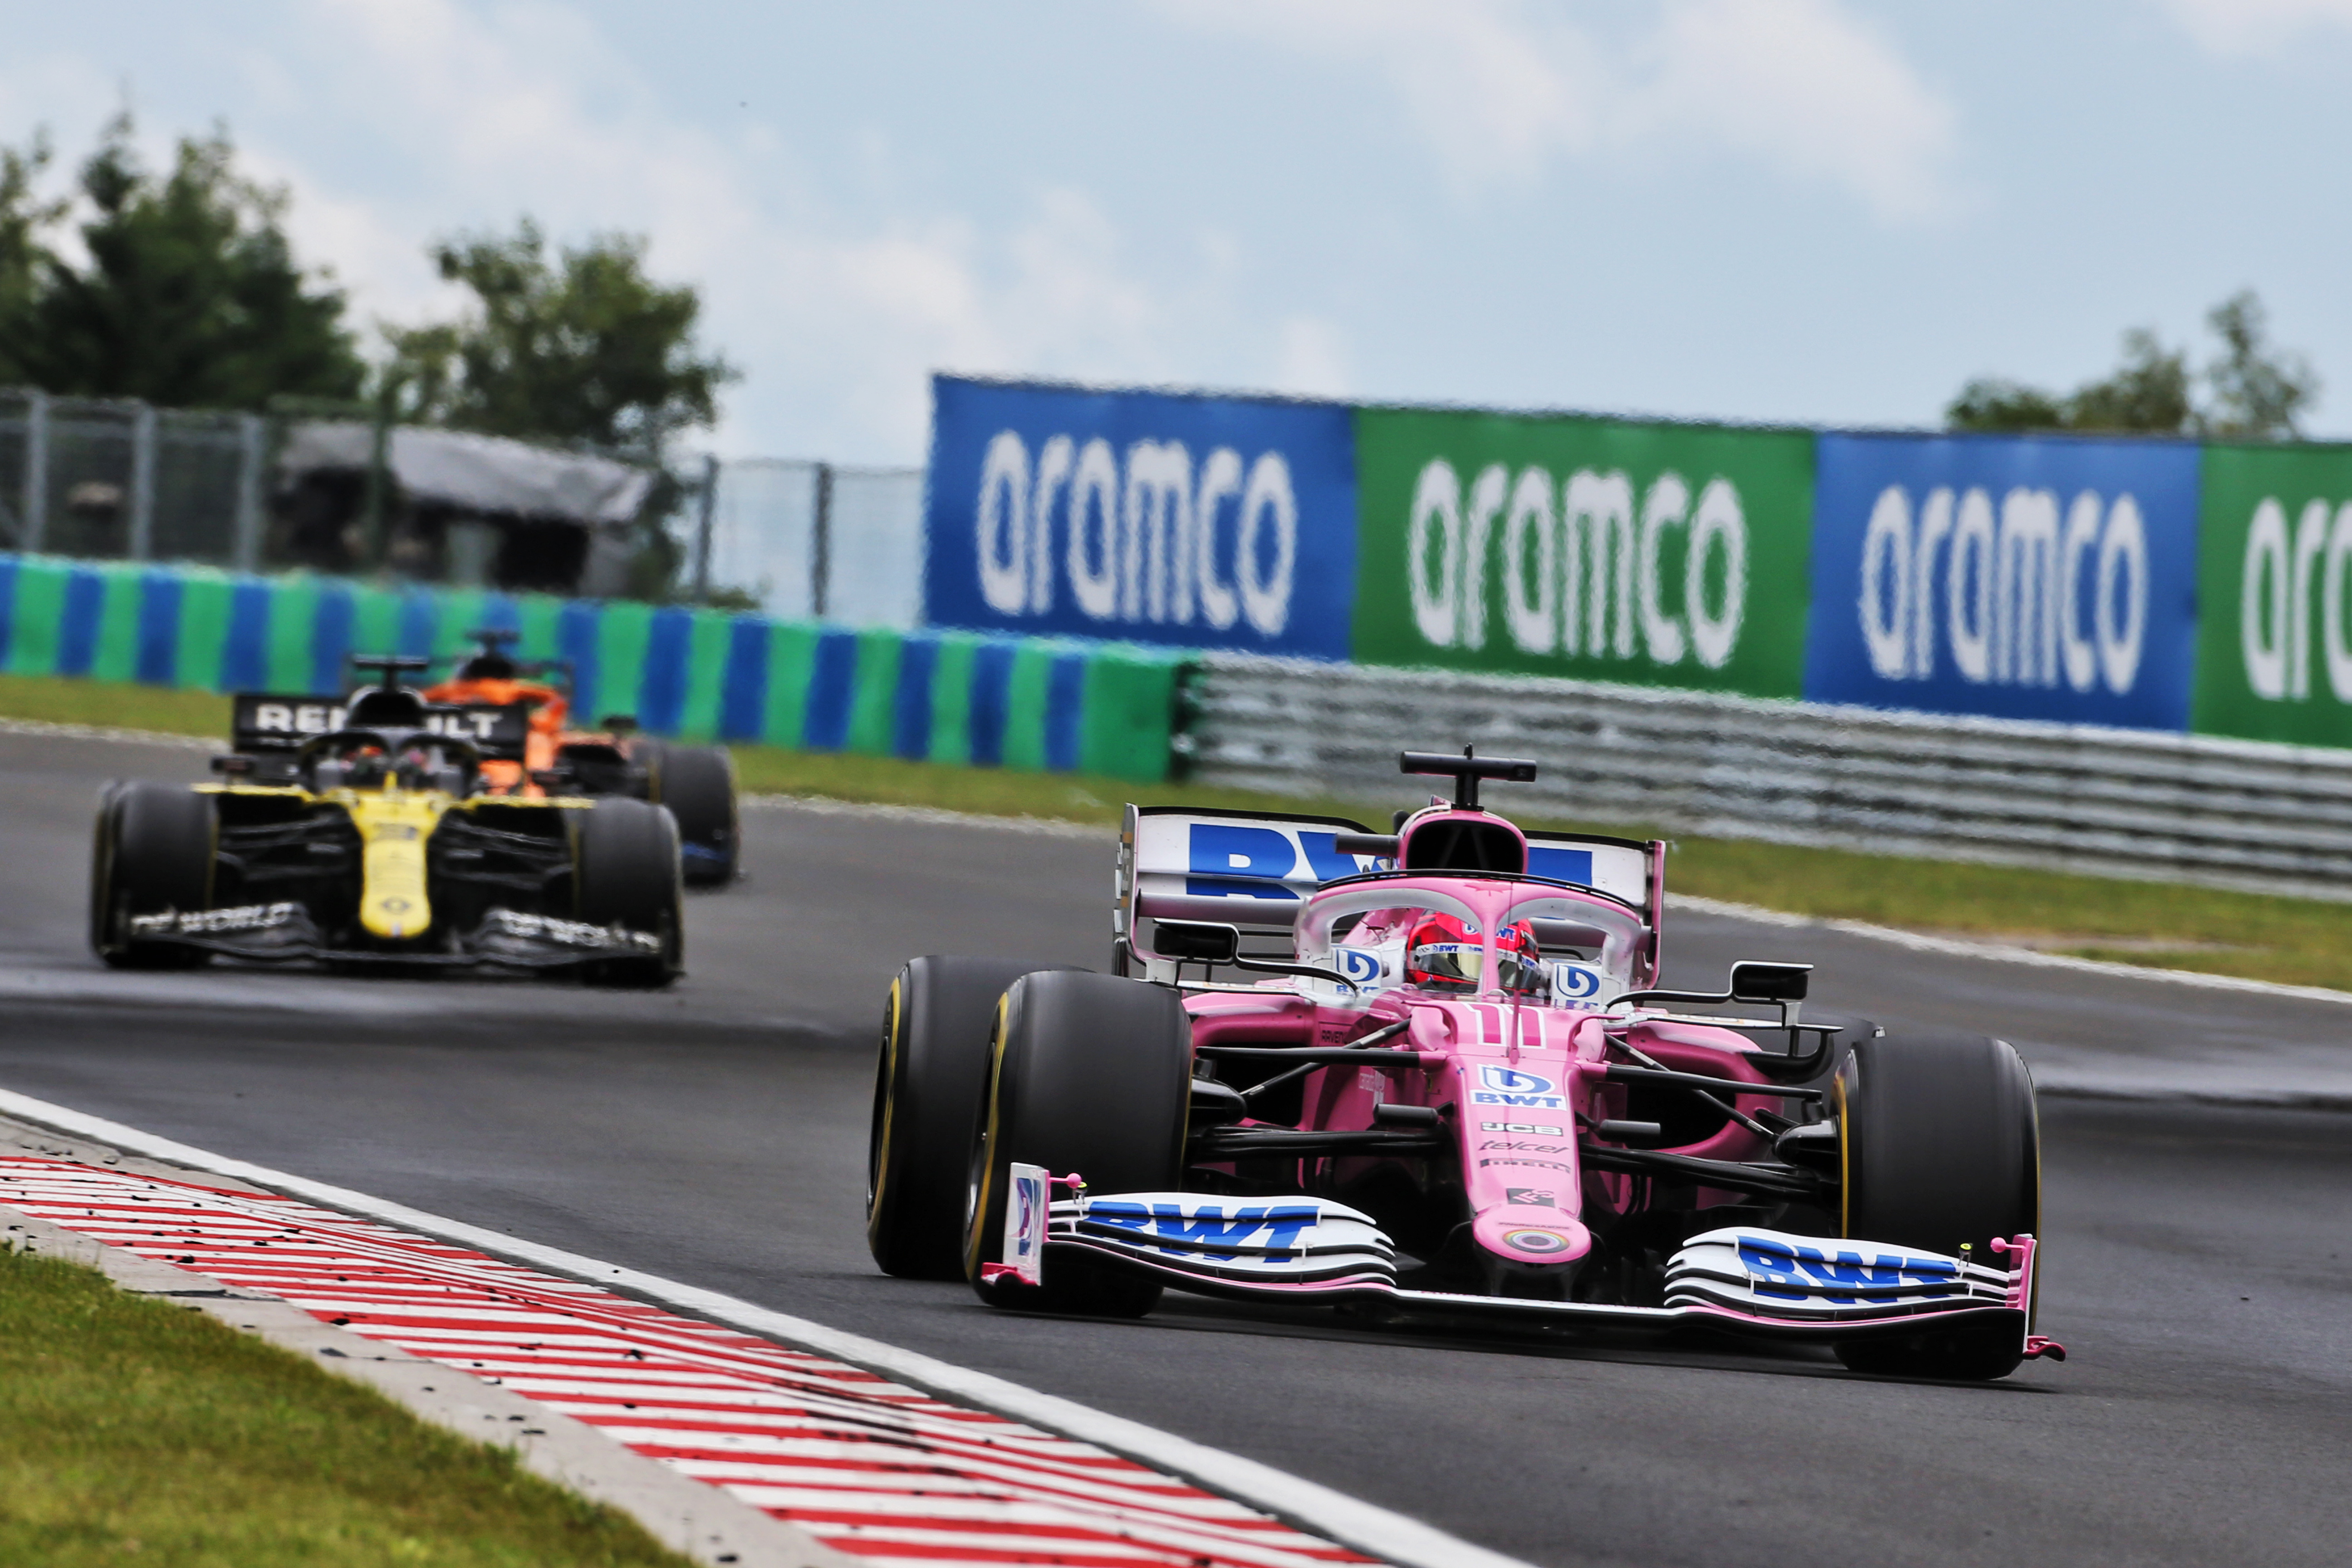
[1406,915,1546,995]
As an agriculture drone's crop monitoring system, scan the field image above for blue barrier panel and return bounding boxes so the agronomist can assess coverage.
[968,640,1016,766]
[637,606,693,735]
[1803,433,2202,730]
[135,573,181,686]
[892,635,937,759]
[925,374,1358,661]
[312,586,355,693]
[558,601,601,720]
[802,629,858,750]
[55,567,103,676]
[719,617,769,742]
[397,589,437,659]
[1044,651,1086,770]
[222,581,272,691]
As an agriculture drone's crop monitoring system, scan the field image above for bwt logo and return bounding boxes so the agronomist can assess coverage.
[974,430,1298,637]
[1408,460,1748,669]
[1857,484,2148,694]
[2238,496,2352,703]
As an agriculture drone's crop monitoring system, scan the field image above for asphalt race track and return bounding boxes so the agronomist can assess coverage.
[4,729,2348,1568]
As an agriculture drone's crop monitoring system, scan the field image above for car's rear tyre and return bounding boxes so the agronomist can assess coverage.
[1832,1031,2040,1381]
[655,745,738,887]
[573,798,683,988]
[90,782,216,970]
[964,972,1191,1318]
[868,955,1069,1279]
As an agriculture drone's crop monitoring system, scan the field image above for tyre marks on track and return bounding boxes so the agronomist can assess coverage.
[0,1157,1375,1568]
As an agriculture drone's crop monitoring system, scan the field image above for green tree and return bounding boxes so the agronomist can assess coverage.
[0,134,66,384]
[383,219,734,453]
[2063,328,2192,434]
[2204,289,2317,439]
[1945,291,2316,440]
[14,116,363,407]
[1946,377,2064,432]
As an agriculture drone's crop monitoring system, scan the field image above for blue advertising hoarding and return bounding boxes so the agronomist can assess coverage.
[924,375,1359,660]
[1803,432,2202,730]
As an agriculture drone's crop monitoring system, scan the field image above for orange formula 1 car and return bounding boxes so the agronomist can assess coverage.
[422,630,740,887]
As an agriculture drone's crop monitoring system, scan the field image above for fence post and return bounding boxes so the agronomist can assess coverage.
[127,400,157,561]
[812,461,833,620]
[232,414,265,570]
[21,390,47,553]
[692,452,718,602]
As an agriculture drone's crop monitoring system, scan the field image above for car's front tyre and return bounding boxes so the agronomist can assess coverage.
[90,782,216,970]
[963,971,1191,1318]
[573,798,683,988]
[1832,1030,2040,1380]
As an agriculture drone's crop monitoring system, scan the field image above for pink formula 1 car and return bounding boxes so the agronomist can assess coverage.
[867,748,2060,1381]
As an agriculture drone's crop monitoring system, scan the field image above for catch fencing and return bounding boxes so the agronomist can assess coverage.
[1182,655,2352,902]
[0,390,268,568]
[696,457,923,628]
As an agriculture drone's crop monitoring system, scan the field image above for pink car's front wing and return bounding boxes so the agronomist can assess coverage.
[1034,1192,2063,1357]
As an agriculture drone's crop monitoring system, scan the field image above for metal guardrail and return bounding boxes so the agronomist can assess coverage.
[1183,655,2352,902]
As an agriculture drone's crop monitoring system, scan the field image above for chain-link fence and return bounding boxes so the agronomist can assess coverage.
[0,390,267,567]
[692,458,924,629]
[2,388,928,628]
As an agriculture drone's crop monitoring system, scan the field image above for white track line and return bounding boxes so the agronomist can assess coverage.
[1671,892,2352,1008]
[0,715,213,749]
[0,1084,1530,1568]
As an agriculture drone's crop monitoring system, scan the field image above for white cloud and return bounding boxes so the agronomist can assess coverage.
[1272,316,1352,397]
[2,0,1220,462]
[2165,0,2352,52]
[1166,0,1960,222]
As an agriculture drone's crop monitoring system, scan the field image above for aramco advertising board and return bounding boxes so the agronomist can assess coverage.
[923,373,2352,754]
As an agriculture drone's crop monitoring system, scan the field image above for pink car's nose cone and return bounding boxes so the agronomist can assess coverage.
[1475,1210,1593,1264]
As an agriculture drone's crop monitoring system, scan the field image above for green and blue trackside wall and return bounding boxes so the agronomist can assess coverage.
[0,555,1184,782]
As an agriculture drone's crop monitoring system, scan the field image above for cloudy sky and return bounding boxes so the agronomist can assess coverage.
[6,0,2352,462]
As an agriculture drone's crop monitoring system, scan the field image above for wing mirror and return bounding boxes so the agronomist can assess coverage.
[1152,919,1241,964]
[1728,961,1811,1005]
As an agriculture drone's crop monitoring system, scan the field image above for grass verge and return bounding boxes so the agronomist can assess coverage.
[0,1242,691,1568]
[5,671,2345,992]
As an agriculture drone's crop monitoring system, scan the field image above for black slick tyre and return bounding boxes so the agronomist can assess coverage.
[573,798,683,988]
[1833,1030,2041,1381]
[89,782,216,970]
[868,955,1067,1279]
[964,971,1191,1318]
[655,745,738,887]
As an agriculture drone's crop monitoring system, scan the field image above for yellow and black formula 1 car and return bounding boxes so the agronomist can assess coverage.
[88,661,683,987]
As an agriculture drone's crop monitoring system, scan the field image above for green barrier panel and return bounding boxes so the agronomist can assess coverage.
[763,622,820,748]
[352,585,402,671]
[1001,642,1055,771]
[928,633,980,764]
[1350,407,1815,698]
[175,571,232,691]
[91,564,144,684]
[595,601,653,724]
[8,559,68,675]
[266,580,319,691]
[679,611,733,742]
[515,594,564,665]
[434,589,489,662]
[846,630,902,755]
[2192,441,2352,747]
[1080,647,1182,782]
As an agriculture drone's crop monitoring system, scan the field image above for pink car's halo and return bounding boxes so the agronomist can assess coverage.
[877,745,2053,1382]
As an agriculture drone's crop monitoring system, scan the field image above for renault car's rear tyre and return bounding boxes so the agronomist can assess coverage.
[573,798,683,988]
[656,745,738,887]
[90,783,217,970]
[1833,1031,2040,1381]
[868,955,1068,1279]
[965,971,1191,1318]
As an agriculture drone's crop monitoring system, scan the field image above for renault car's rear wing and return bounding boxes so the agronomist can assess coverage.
[230,693,533,762]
